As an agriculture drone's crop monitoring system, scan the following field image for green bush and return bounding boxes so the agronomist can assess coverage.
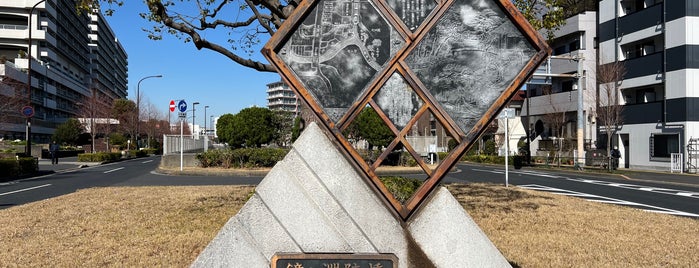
[0,159,19,178]
[379,176,423,203]
[0,157,38,179]
[196,150,223,168]
[196,148,289,168]
[78,152,122,162]
[461,154,518,165]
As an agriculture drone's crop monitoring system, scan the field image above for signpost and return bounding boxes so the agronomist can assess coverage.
[21,106,34,118]
[178,100,187,171]
[499,108,516,187]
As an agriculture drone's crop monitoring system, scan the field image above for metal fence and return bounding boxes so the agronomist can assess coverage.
[671,153,683,173]
[163,135,213,155]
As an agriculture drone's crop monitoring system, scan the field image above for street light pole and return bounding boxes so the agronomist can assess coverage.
[25,0,47,157]
[204,105,209,135]
[136,74,162,149]
[192,102,200,136]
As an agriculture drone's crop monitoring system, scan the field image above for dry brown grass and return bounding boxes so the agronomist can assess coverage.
[0,186,254,268]
[447,183,699,267]
[0,183,697,267]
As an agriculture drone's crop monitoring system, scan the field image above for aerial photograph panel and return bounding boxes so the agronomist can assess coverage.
[279,0,404,122]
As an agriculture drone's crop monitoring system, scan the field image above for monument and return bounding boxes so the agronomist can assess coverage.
[193,0,550,266]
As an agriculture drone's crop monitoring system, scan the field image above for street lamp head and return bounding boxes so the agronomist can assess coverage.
[205,105,209,109]
[193,102,200,105]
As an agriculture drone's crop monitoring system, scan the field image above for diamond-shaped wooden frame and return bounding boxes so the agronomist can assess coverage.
[263,0,551,221]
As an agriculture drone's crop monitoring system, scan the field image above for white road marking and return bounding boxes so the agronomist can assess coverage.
[0,184,51,196]
[103,167,125,174]
[567,178,699,199]
[142,160,153,164]
[519,184,699,218]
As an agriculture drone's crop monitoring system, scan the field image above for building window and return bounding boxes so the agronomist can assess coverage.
[650,133,680,160]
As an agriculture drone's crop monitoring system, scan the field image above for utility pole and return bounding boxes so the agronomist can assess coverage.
[25,0,47,157]
[537,55,585,167]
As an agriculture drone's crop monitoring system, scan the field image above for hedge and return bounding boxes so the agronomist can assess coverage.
[0,157,38,179]
[78,152,122,162]
[196,148,289,168]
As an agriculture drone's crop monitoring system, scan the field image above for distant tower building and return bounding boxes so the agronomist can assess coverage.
[88,11,128,101]
[266,81,300,115]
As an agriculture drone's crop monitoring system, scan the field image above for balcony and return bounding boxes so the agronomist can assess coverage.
[622,52,663,80]
[621,101,663,124]
[618,3,663,37]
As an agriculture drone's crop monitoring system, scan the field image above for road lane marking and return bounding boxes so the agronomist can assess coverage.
[103,167,125,174]
[519,184,699,218]
[567,178,699,199]
[472,168,567,179]
[0,184,51,196]
[142,160,153,164]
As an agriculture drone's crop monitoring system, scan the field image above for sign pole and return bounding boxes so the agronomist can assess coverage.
[180,118,184,171]
[505,117,509,187]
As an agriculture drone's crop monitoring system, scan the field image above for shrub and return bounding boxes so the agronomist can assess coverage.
[379,176,422,203]
[0,159,20,178]
[0,157,38,179]
[196,150,223,168]
[196,148,289,168]
[78,152,121,162]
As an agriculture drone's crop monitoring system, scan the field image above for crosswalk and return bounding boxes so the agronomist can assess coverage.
[518,184,699,218]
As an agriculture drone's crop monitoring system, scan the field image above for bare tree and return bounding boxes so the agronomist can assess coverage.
[541,86,568,139]
[77,87,113,153]
[142,102,167,148]
[0,78,24,131]
[79,0,568,73]
[595,59,626,164]
[540,85,570,165]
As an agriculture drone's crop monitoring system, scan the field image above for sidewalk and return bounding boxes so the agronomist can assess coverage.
[37,156,101,173]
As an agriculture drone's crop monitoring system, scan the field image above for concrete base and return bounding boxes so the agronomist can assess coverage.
[191,123,510,267]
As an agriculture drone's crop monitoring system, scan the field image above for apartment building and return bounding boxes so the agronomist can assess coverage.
[598,0,698,171]
[266,81,300,115]
[523,11,598,159]
[0,0,127,143]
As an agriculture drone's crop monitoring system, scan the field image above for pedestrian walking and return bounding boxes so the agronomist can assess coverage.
[611,146,621,170]
[50,141,59,165]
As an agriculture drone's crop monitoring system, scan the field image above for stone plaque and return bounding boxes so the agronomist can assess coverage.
[272,253,397,268]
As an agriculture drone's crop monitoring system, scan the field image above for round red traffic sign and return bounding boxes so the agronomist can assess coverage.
[21,106,34,118]
[169,100,176,112]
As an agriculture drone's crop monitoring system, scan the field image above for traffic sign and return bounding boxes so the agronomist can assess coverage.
[21,106,34,118]
[178,100,187,112]
[178,112,187,118]
[169,100,176,112]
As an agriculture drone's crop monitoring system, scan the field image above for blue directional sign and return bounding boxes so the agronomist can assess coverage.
[178,100,187,112]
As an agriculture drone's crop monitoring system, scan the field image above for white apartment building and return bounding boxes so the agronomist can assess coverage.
[266,81,300,115]
[598,0,698,171]
[523,11,598,159]
[0,0,127,143]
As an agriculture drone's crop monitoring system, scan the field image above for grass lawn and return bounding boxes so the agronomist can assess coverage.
[0,184,696,267]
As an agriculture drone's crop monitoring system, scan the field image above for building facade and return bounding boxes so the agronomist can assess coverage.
[523,11,598,160]
[266,81,300,115]
[598,0,698,171]
[0,0,127,143]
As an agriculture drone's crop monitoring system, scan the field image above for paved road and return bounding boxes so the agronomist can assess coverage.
[0,156,262,209]
[3,156,698,218]
[444,162,699,218]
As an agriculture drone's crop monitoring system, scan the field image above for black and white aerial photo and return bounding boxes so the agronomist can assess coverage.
[278,0,405,122]
[385,0,437,32]
[374,72,423,131]
[405,0,536,134]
